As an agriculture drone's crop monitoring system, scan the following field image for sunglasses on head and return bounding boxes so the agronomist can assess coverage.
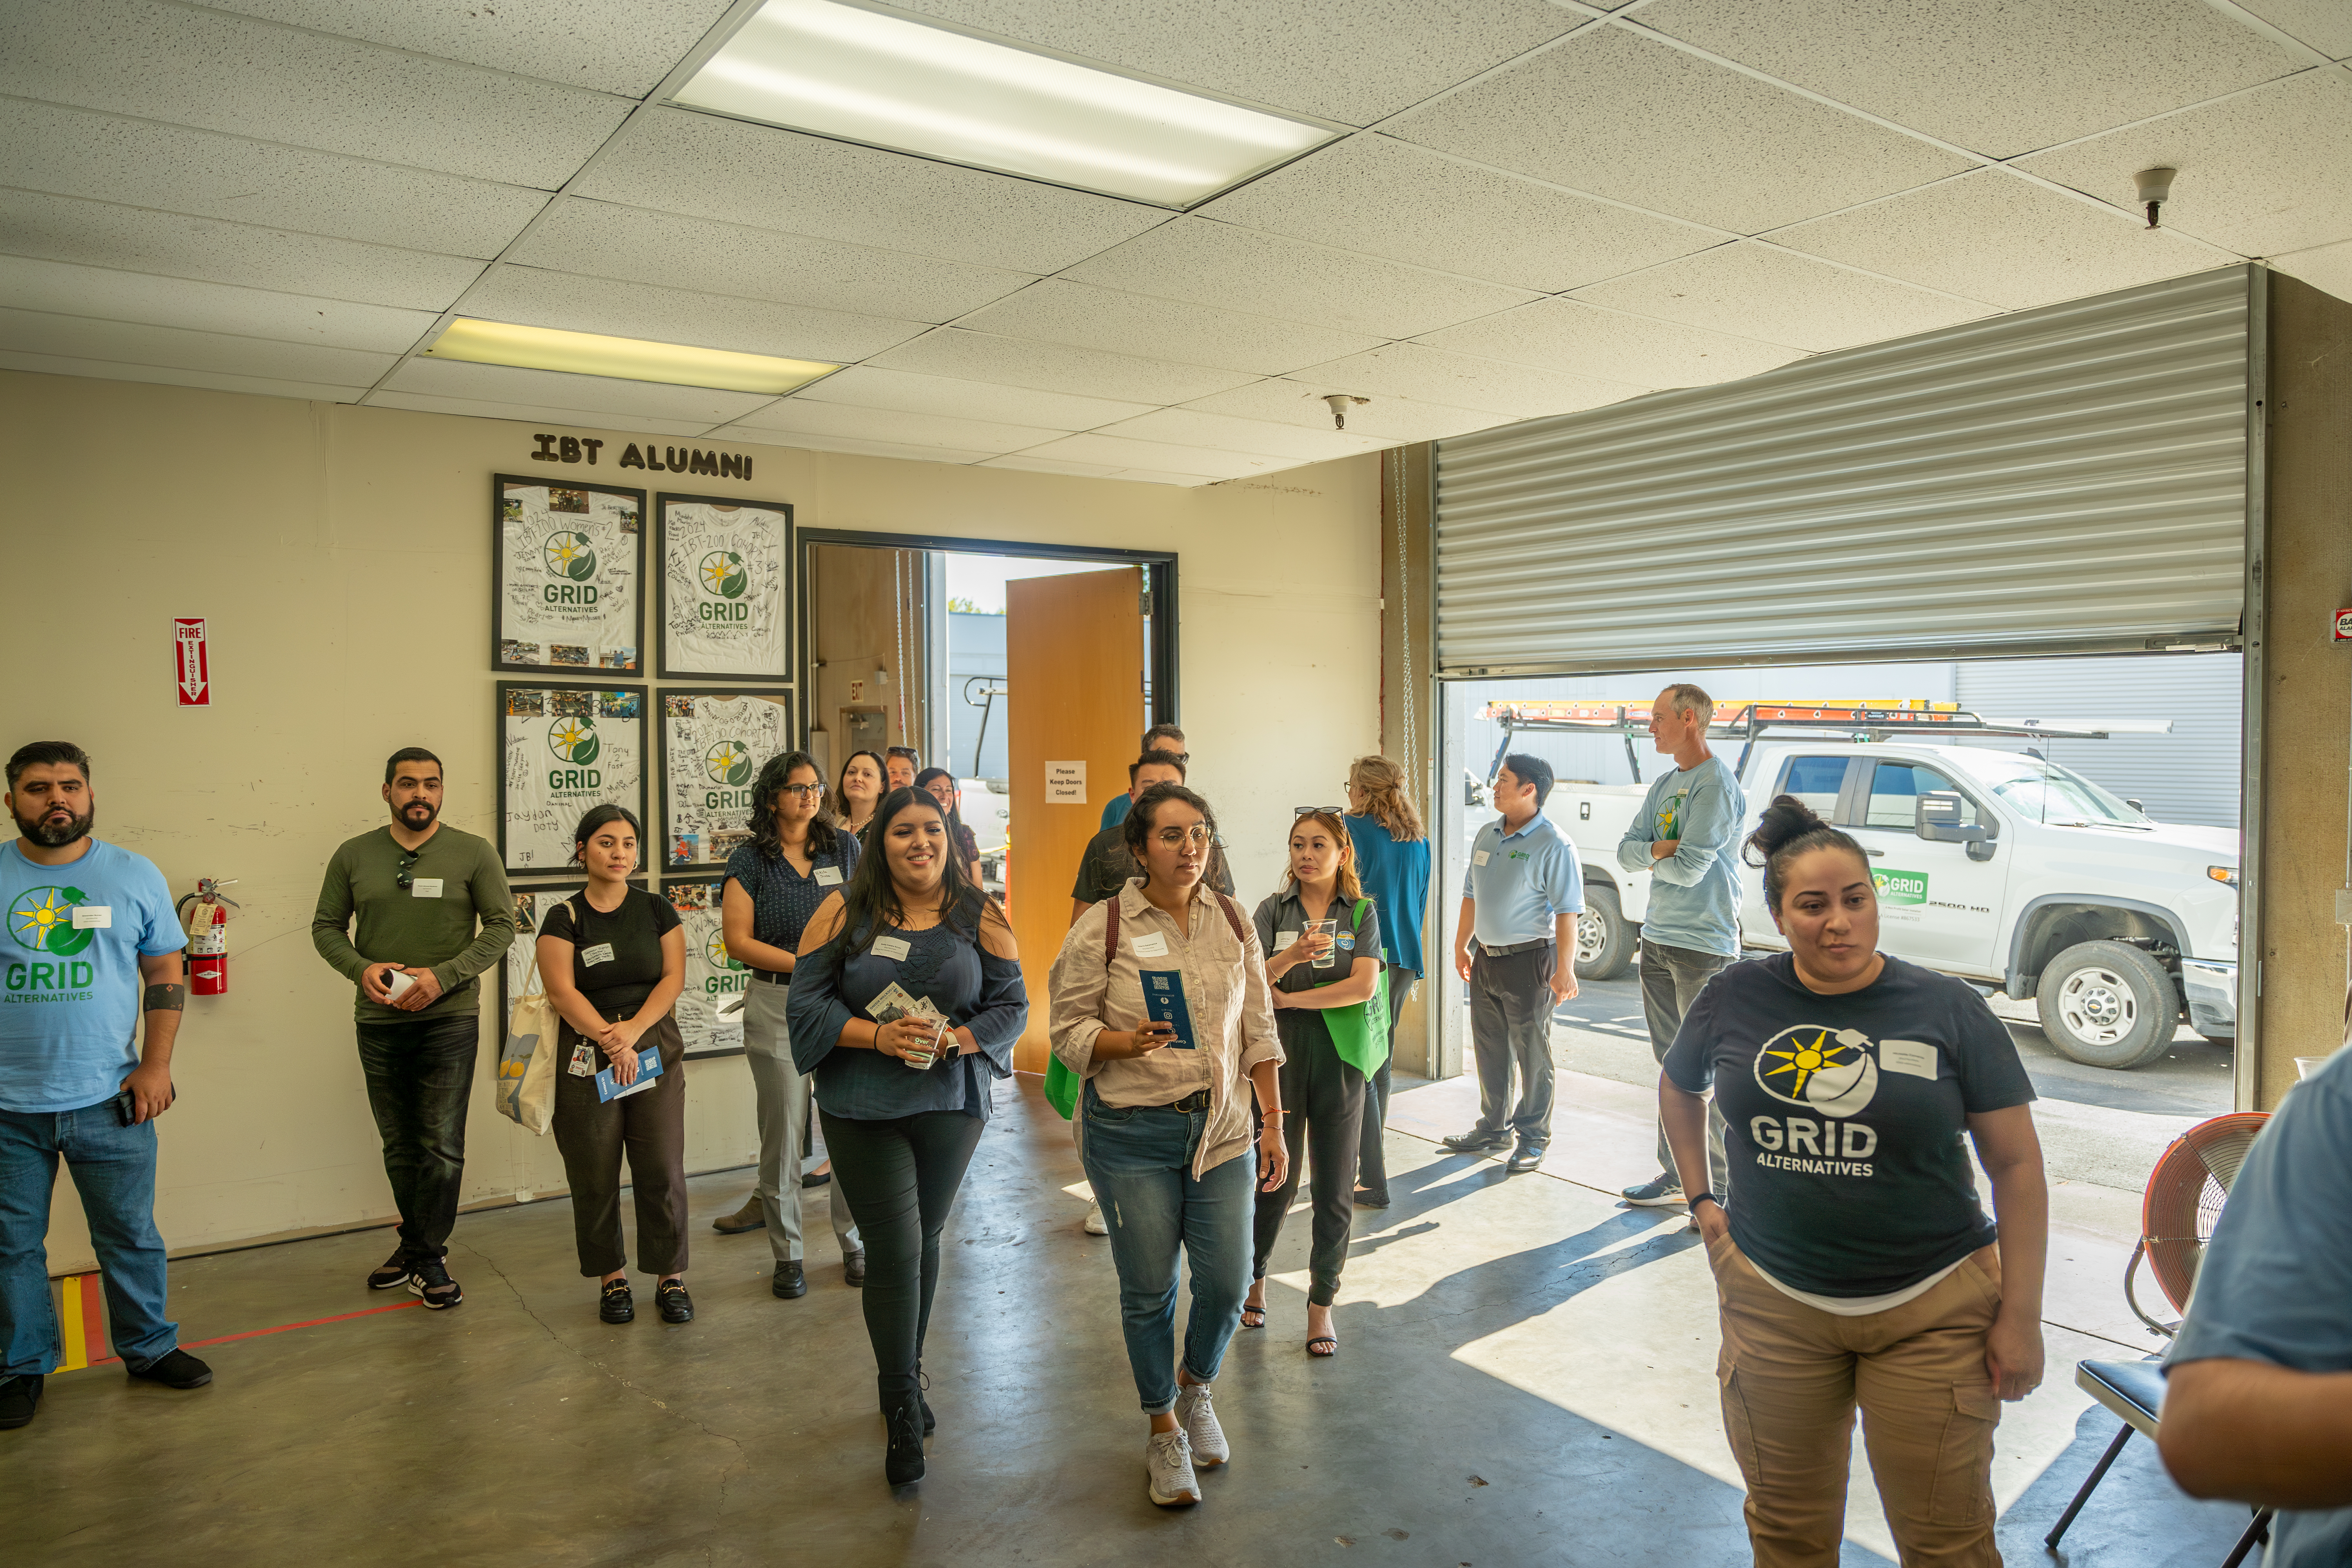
[1293,806,1343,817]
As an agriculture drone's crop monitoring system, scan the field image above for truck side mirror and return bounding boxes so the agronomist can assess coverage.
[1916,791,1991,846]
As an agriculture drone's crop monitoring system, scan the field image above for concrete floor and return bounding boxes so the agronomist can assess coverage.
[10,1076,2258,1568]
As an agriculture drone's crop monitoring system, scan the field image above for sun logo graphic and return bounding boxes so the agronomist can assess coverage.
[1753,1025,1882,1117]
[543,531,597,582]
[9,886,94,956]
[547,716,601,766]
[704,739,751,787]
[700,551,748,600]
[706,929,746,971]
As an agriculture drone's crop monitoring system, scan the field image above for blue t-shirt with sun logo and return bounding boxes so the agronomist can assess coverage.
[1662,951,2035,1298]
[1,840,185,1114]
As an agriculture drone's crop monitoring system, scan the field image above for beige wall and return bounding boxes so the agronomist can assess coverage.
[1,370,1381,1269]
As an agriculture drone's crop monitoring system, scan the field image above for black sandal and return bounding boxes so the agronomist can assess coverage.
[1306,1336,1338,1358]
[1240,1304,1266,1329]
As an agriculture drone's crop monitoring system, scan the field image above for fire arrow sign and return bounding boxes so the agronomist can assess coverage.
[175,618,210,707]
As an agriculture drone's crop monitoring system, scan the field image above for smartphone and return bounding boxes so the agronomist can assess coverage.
[114,1088,138,1126]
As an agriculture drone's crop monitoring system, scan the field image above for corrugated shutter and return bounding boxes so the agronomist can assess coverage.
[1434,267,2252,675]
[1952,653,2242,828]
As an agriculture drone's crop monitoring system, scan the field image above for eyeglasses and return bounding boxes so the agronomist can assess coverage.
[779,782,824,798]
[395,849,420,890]
[1153,826,1214,848]
[1294,806,1343,816]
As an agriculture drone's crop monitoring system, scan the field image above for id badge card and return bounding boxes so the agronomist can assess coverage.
[568,1043,597,1077]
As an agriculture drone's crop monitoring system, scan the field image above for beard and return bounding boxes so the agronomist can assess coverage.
[15,802,93,848]
[395,799,439,830]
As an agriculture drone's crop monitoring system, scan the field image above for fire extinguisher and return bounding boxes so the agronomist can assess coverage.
[175,878,240,996]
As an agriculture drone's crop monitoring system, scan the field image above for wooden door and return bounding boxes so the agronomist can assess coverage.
[1005,567,1144,1072]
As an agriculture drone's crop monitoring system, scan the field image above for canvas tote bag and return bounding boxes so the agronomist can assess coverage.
[494,898,572,1134]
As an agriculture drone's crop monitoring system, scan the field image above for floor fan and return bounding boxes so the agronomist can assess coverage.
[2127,1111,2270,1337]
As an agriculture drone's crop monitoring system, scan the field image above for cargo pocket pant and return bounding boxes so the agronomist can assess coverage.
[1708,1232,2005,1568]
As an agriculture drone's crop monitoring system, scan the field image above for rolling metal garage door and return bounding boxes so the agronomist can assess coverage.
[1433,267,2254,675]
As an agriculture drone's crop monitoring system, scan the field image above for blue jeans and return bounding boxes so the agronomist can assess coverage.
[0,1100,178,1375]
[354,1013,479,1263]
[1080,1087,1254,1415]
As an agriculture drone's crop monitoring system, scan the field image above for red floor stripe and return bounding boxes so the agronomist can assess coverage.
[79,1299,423,1368]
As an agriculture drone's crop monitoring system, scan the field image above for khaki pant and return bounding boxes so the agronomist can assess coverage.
[1708,1233,2004,1568]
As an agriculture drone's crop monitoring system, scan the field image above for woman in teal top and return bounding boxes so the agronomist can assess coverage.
[1343,755,1429,1208]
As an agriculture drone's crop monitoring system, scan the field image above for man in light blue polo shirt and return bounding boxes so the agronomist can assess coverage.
[1441,753,1582,1174]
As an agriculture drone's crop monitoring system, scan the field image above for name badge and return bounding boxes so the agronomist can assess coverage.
[580,942,615,967]
[568,1044,597,1077]
[1472,850,1491,867]
[873,935,911,962]
[71,906,113,929]
[1130,931,1169,958]
[1879,1039,1940,1081]
[1277,930,1300,949]
[815,866,843,886]
[411,878,445,898]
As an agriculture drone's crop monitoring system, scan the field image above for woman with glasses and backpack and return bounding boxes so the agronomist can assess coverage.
[1240,809,1383,1358]
[1047,781,1287,1509]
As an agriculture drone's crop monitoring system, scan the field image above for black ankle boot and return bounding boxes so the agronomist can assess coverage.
[884,1390,926,1486]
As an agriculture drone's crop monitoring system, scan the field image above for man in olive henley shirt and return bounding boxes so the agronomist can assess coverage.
[311,747,514,1309]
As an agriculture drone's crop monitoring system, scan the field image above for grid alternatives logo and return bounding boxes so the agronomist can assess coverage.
[1873,869,1929,906]
[9,887,92,955]
[704,740,751,787]
[700,551,747,599]
[548,716,601,767]
[544,531,597,581]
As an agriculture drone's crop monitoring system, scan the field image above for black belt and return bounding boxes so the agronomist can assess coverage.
[1476,938,1552,958]
[1161,1089,1211,1114]
[753,969,789,985]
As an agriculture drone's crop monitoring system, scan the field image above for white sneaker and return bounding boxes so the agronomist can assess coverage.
[1146,1428,1201,1506]
[1174,1381,1227,1468]
[1083,1201,1109,1236]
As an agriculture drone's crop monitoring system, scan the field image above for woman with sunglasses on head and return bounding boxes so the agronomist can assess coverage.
[1241,810,1381,1357]
[1342,756,1428,1210]
[913,767,980,876]
[1047,781,1287,1508]
[1662,796,2047,1568]
[710,751,864,1292]
[829,749,887,840]
[535,805,693,1325]
[788,786,1026,1487]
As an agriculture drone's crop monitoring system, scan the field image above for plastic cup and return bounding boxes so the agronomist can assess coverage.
[1307,918,1338,969]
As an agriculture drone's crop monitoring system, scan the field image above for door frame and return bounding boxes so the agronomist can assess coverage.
[794,529,1179,751]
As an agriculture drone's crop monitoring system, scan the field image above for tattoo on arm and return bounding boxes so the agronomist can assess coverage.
[143,983,187,1013]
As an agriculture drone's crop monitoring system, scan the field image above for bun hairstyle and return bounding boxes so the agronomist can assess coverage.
[570,803,641,869]
[1123,781,1218,868]
[1743,795,1869,913]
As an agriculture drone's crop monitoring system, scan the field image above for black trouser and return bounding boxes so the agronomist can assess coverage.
[551,1012,689,1277]
[1252,1031,1364,1307]
[821,1107,984,1400]
[1470,942,1556,1145]
[354,1011,480,1263]
[1354,964,1416,1200]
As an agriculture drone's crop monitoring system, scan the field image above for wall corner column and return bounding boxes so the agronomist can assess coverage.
[1380,443,1451,1079]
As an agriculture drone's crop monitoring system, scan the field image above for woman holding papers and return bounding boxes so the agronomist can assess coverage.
[788,786,1026,1487]
[1243,810,1383,1358]
[535,804,692,1326]
[1046,781,1288,1510]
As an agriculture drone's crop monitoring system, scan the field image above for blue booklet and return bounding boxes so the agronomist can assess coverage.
[595,1044,663,1102]
[1141,969,1197,1050]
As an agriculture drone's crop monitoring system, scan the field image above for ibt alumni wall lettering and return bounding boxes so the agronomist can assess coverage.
[528,433,752,479]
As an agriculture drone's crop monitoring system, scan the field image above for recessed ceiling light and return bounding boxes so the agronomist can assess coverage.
[423,318,837,395]
[675,0,1336,207]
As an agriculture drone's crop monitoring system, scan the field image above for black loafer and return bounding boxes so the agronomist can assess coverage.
[657,1280,694,1323]
[801,1169,833,1189]
[772,1261,807,1299]
[599,1279,635,1323]
[844,1250,867,1288]
[1441,1129,1511,1152]
[0,1374,42,1428]
[127,1349,213,1389]
[1353,1189,1391,1209]
[1506,1143,1548,1174]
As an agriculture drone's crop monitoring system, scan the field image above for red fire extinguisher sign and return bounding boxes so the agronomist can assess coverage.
[175,619,210,707]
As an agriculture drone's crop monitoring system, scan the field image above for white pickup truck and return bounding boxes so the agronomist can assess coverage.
[1543,731,2239,1071]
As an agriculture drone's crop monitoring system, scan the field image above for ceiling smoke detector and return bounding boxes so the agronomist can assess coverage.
[2134,166,2177,229]
[1322,393,1370,430]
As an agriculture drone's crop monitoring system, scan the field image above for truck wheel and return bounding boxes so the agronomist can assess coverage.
[1574,886,1635,982]
[2035,941,2178,1069]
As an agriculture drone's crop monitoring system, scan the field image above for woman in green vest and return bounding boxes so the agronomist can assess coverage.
[1242,809,1386,1357]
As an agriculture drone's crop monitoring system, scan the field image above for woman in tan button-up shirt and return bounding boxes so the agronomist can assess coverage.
[1048,781,1285,1510]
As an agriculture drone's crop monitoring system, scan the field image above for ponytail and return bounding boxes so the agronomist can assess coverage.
[1744,795,1868,913]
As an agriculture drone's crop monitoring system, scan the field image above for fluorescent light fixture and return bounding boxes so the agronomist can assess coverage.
[423,318,837,395]
[675,0,1336,207]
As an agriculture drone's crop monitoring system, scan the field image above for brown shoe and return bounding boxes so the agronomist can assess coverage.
[712,1194,766,1234]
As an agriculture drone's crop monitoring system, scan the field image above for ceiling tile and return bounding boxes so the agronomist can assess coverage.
[1061,218,1537,338]
[464,265,926,363]
[885,0,1579,125]
[2015,68,2352,257]
[0,348,370,403]
[978,454,1127,478]
[510,198,1034,323]
[383,356,775,423]
[1569,241,1989,351]
[1771,169,2233,310]
[1181,377,1506,442]
[0,189,485,310]
[576,108,1168,274]
[1091,408,1391,461]
[1387,24,1971,233]
[867,328,1257,404]
[951,279,1381,376]
[1113,469,1224,487]
[1197,133,1717,292]
[2270,236,2352,305]
[203,0,735,98]
[704,427,995,466]
[0,305,401,387]
[1416,298,1805,387]
[795,366,1153,430]
[2236,0,2352,57]
[368,390,712,436]
[0,99,548,259]
[1286,341,1647,417]
[727,398,1067,455]
[1635,0,2307,159]
[0,256,437,352]
[1016,433,1285,480]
